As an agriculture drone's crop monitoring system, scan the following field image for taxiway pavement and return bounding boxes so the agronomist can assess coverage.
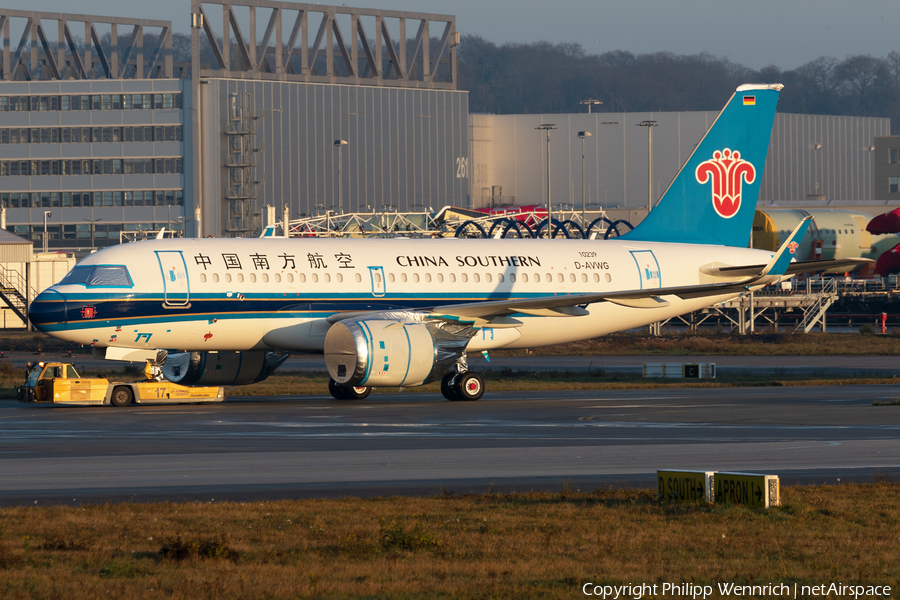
[1,383,899,504]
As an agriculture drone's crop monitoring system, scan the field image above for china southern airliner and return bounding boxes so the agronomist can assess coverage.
[28,84,865,401]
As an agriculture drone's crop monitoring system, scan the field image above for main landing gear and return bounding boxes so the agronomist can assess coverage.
[328,378,372,400]
[440,371,485,402]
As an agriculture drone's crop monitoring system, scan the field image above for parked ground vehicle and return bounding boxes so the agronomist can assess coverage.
[17,362,224,407]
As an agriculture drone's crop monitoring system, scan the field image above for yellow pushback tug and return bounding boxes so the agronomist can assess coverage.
[17,361,224,407]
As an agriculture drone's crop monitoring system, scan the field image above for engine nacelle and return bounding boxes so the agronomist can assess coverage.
[162,351,289,386]
[325,319,455,387]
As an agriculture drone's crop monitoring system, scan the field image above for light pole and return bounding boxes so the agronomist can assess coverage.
[334,139,348,214]
[42,211,52,253]
[578,131,592,229]
[636,120,659,213]
[579,99,603,114]
[535,124,557,219]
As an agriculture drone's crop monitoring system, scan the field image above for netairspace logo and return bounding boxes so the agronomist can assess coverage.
[581,582,893,599]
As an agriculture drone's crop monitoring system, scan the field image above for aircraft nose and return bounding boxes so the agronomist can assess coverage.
[28,288,67,332]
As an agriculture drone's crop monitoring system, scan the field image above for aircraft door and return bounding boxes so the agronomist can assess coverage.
[368,266,386,297]
[155,251,190,306]
[629,250,661,290]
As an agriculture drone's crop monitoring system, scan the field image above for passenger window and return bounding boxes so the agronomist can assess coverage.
[461,273,468,283]
[437,273,444,283]
[569,273,575,282]
[485,273,491,283]
[213,273,220,283]
[299,273,306,283]
[249,273,257,283]
[354,273,361,283]
[581,273,588,283]
[400,273,407,283]
[225,273,232,283]
[605,273,612,283]
[312,273,318,283]
[473,273,480,283]
[557,273,563,283]
[237,273,244,283]
[261,274,269,283]
[388,273,395,283]
[449,274,456,283]
[521,274,528,283]
[336,273,343,283]
[533,274,540,283]
[324,274,331,283]
[273,273,281,283]
[200,273,207,283]
[509,274,516,283]
[285,273,292,282]
[593,273,600,282]
[498,274,504,283]
[66,365,79,378]
[412,273,419,283]
[424,273,430,283]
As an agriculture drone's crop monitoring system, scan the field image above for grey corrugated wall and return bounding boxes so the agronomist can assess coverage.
[201,79,469,234]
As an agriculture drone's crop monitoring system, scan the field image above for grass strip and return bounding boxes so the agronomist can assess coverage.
[0,482,896,598]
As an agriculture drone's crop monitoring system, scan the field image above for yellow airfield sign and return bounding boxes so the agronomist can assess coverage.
[657,470,714,503]
[713,472,780,508]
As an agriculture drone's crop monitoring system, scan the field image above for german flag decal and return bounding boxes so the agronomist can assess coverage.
[743,96,756,106]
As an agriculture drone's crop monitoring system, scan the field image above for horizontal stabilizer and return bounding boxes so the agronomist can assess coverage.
[702,257,873,278]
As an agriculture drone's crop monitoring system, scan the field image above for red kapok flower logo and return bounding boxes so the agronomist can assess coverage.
[695,148,756,219]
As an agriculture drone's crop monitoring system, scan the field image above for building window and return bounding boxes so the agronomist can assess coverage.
[890,177,900,194]
[0,93,182,112]
[890,149,900,164]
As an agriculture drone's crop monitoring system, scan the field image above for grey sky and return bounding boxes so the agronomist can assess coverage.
[19,0,900,70]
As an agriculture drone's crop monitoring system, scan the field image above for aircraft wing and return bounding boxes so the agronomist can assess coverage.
[426,277,765,322]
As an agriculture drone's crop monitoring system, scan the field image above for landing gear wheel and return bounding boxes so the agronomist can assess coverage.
[110,386,133,407]
[454,371,484,402]
[441,373,461,401]
[346,386,371,400]
[328,378,371,400]
[328,378,349,400]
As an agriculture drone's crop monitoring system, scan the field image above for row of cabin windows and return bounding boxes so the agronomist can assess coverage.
[0,158,183,177]
[196,271,614,285]
[0,93,182,112]
[0,125,182,144]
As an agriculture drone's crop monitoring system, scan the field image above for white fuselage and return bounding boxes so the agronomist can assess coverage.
[31,236,778,353]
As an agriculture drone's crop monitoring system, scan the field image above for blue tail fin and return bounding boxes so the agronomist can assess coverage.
[621,84,782,247]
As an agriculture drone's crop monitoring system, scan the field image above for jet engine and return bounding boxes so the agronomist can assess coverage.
[161,350,289,386]
[324,314,475,387]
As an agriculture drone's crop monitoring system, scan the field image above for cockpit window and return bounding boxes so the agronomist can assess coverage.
[58,265,133,287]
[59,266,93,285]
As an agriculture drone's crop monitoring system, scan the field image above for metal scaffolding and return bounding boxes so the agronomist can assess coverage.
[0,9,173,80]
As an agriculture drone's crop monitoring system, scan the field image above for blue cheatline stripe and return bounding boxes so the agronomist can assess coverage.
[33,310,544,334]
[359,321,374,384]
[402,324,412,384]
[51,291,561,303]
